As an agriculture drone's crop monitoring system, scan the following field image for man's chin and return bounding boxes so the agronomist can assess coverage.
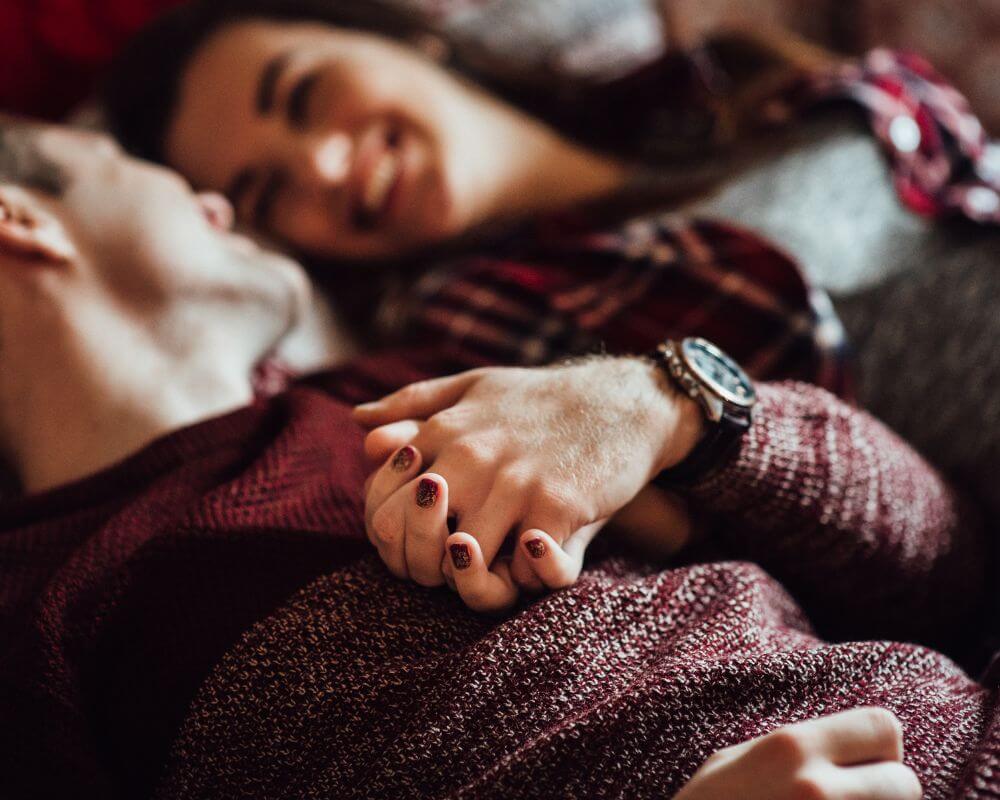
[274,254,314,331]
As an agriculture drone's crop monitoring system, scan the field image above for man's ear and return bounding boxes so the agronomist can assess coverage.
[0,185,76,265]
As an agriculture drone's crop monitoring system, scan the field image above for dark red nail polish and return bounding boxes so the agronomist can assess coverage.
[416,478,438,508]
[525,539,547,559]
[450,543,472,570]
[392,446,415,472]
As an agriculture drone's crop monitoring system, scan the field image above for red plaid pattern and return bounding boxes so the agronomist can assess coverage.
[381,216,849,392]
[804,49,1000,223]
[355,51,997,398]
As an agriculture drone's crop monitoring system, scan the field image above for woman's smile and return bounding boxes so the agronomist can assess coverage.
[351,122,413,231]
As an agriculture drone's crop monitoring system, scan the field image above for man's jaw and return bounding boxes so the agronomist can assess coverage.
[268,286,358,378]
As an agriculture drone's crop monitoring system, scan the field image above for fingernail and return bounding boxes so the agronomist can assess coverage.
[416,478,438,508]
[392,446,416,472]
[525,538,547,559]
[355,402,377,412]
[450,543,472,570]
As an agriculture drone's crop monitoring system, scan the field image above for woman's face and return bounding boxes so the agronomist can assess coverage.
[167,20,525,261]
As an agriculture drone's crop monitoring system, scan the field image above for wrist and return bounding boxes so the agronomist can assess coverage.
[660,392,706,471]
[637,357,706,474]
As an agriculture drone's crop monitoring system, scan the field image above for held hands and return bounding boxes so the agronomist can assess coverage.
[677,708,922,800]
[353,357,703,611]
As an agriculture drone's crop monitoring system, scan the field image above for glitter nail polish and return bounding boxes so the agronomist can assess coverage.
[392,446,416,471]
[525,539,547,559]
[416,478,438,508]
[450,543,472,570]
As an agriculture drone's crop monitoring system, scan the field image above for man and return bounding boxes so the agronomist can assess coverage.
[0,118,989,799]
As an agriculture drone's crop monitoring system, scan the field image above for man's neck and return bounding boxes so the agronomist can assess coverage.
[2,290,350,495]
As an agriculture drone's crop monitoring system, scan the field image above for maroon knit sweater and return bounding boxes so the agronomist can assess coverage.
[1,344,994,800]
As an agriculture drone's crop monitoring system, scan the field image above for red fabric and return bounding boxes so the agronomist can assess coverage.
[151,383,991,800]
[0,0,183,118]
[802,50,1000,225]
[2,363,991,798]
[381,217,850,397]
[0,232,994,797]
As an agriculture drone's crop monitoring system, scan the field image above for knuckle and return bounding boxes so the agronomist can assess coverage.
[369,505,400,545]
[532,481,576,521]
[449,437,495,471]
[462,587,513,614]
[759,729,810,767]
[399,381,427,403]
[498,464,534,496]
[424,410,458,439]
[477,366,507,385]
[858,707,903,746]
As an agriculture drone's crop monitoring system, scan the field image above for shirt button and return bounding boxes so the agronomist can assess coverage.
[966,186,1000,217]
[889,115,922,153]
[980,143,1000,182]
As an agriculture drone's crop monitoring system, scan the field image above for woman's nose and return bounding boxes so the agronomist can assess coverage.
[295,131,353,189]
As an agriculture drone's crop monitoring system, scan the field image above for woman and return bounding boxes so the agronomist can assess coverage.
[96,9,997,796]
[102,0,1000,509]
[102,0,1000,604]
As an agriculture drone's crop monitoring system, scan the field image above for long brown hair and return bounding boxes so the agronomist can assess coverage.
[103,0,840,168]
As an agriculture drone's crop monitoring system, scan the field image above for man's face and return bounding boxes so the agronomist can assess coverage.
[19,125,311,337]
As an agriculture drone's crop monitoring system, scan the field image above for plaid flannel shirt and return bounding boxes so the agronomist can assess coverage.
[350,50,998,397]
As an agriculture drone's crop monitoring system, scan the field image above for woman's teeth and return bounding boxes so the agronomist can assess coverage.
[364,153,400,216]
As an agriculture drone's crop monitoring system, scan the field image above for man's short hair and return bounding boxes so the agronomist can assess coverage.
[0,118,69,196]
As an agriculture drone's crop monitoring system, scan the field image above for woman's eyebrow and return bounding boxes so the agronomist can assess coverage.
[256,51,292,114]
[287,71,321,128]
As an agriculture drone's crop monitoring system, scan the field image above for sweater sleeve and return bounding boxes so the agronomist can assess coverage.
[685,381,989,648]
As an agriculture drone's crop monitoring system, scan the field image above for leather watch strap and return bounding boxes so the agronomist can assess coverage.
[656,408,750,487]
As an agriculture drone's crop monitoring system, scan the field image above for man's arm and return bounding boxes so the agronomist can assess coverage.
[684,381,989,647]
[675,708,920,800]
[356,362,988,639]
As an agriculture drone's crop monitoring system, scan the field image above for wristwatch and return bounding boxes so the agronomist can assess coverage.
[651,337,757,484]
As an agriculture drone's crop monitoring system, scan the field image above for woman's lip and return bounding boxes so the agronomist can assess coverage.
[351,127,408,231]
[379,142,409,223]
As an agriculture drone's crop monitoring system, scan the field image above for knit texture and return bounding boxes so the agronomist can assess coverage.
[133,384,991,800]
[0,352,431,799]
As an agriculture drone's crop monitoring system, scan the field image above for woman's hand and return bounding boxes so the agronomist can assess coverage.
[354,357,702,611]
[676,708,922,800]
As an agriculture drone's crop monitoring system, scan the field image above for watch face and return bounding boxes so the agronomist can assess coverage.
[682,338,756,407]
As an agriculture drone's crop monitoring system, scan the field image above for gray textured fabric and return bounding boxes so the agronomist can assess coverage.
[688,113,931,293]
[689,111,1000,514]
[836,233,1000,515]
[443,0,663,78]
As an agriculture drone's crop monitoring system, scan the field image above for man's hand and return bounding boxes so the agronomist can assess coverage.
[354,357,703,611]
[676,708,922,800]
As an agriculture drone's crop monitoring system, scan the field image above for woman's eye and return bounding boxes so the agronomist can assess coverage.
[287,72,321,129]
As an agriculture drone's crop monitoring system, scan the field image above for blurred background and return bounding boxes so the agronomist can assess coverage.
[1,0,996,130]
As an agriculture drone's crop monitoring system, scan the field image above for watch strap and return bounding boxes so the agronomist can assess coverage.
[656,406,750,486]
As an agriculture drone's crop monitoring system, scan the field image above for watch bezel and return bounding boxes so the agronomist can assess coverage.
[679,337,757,409]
